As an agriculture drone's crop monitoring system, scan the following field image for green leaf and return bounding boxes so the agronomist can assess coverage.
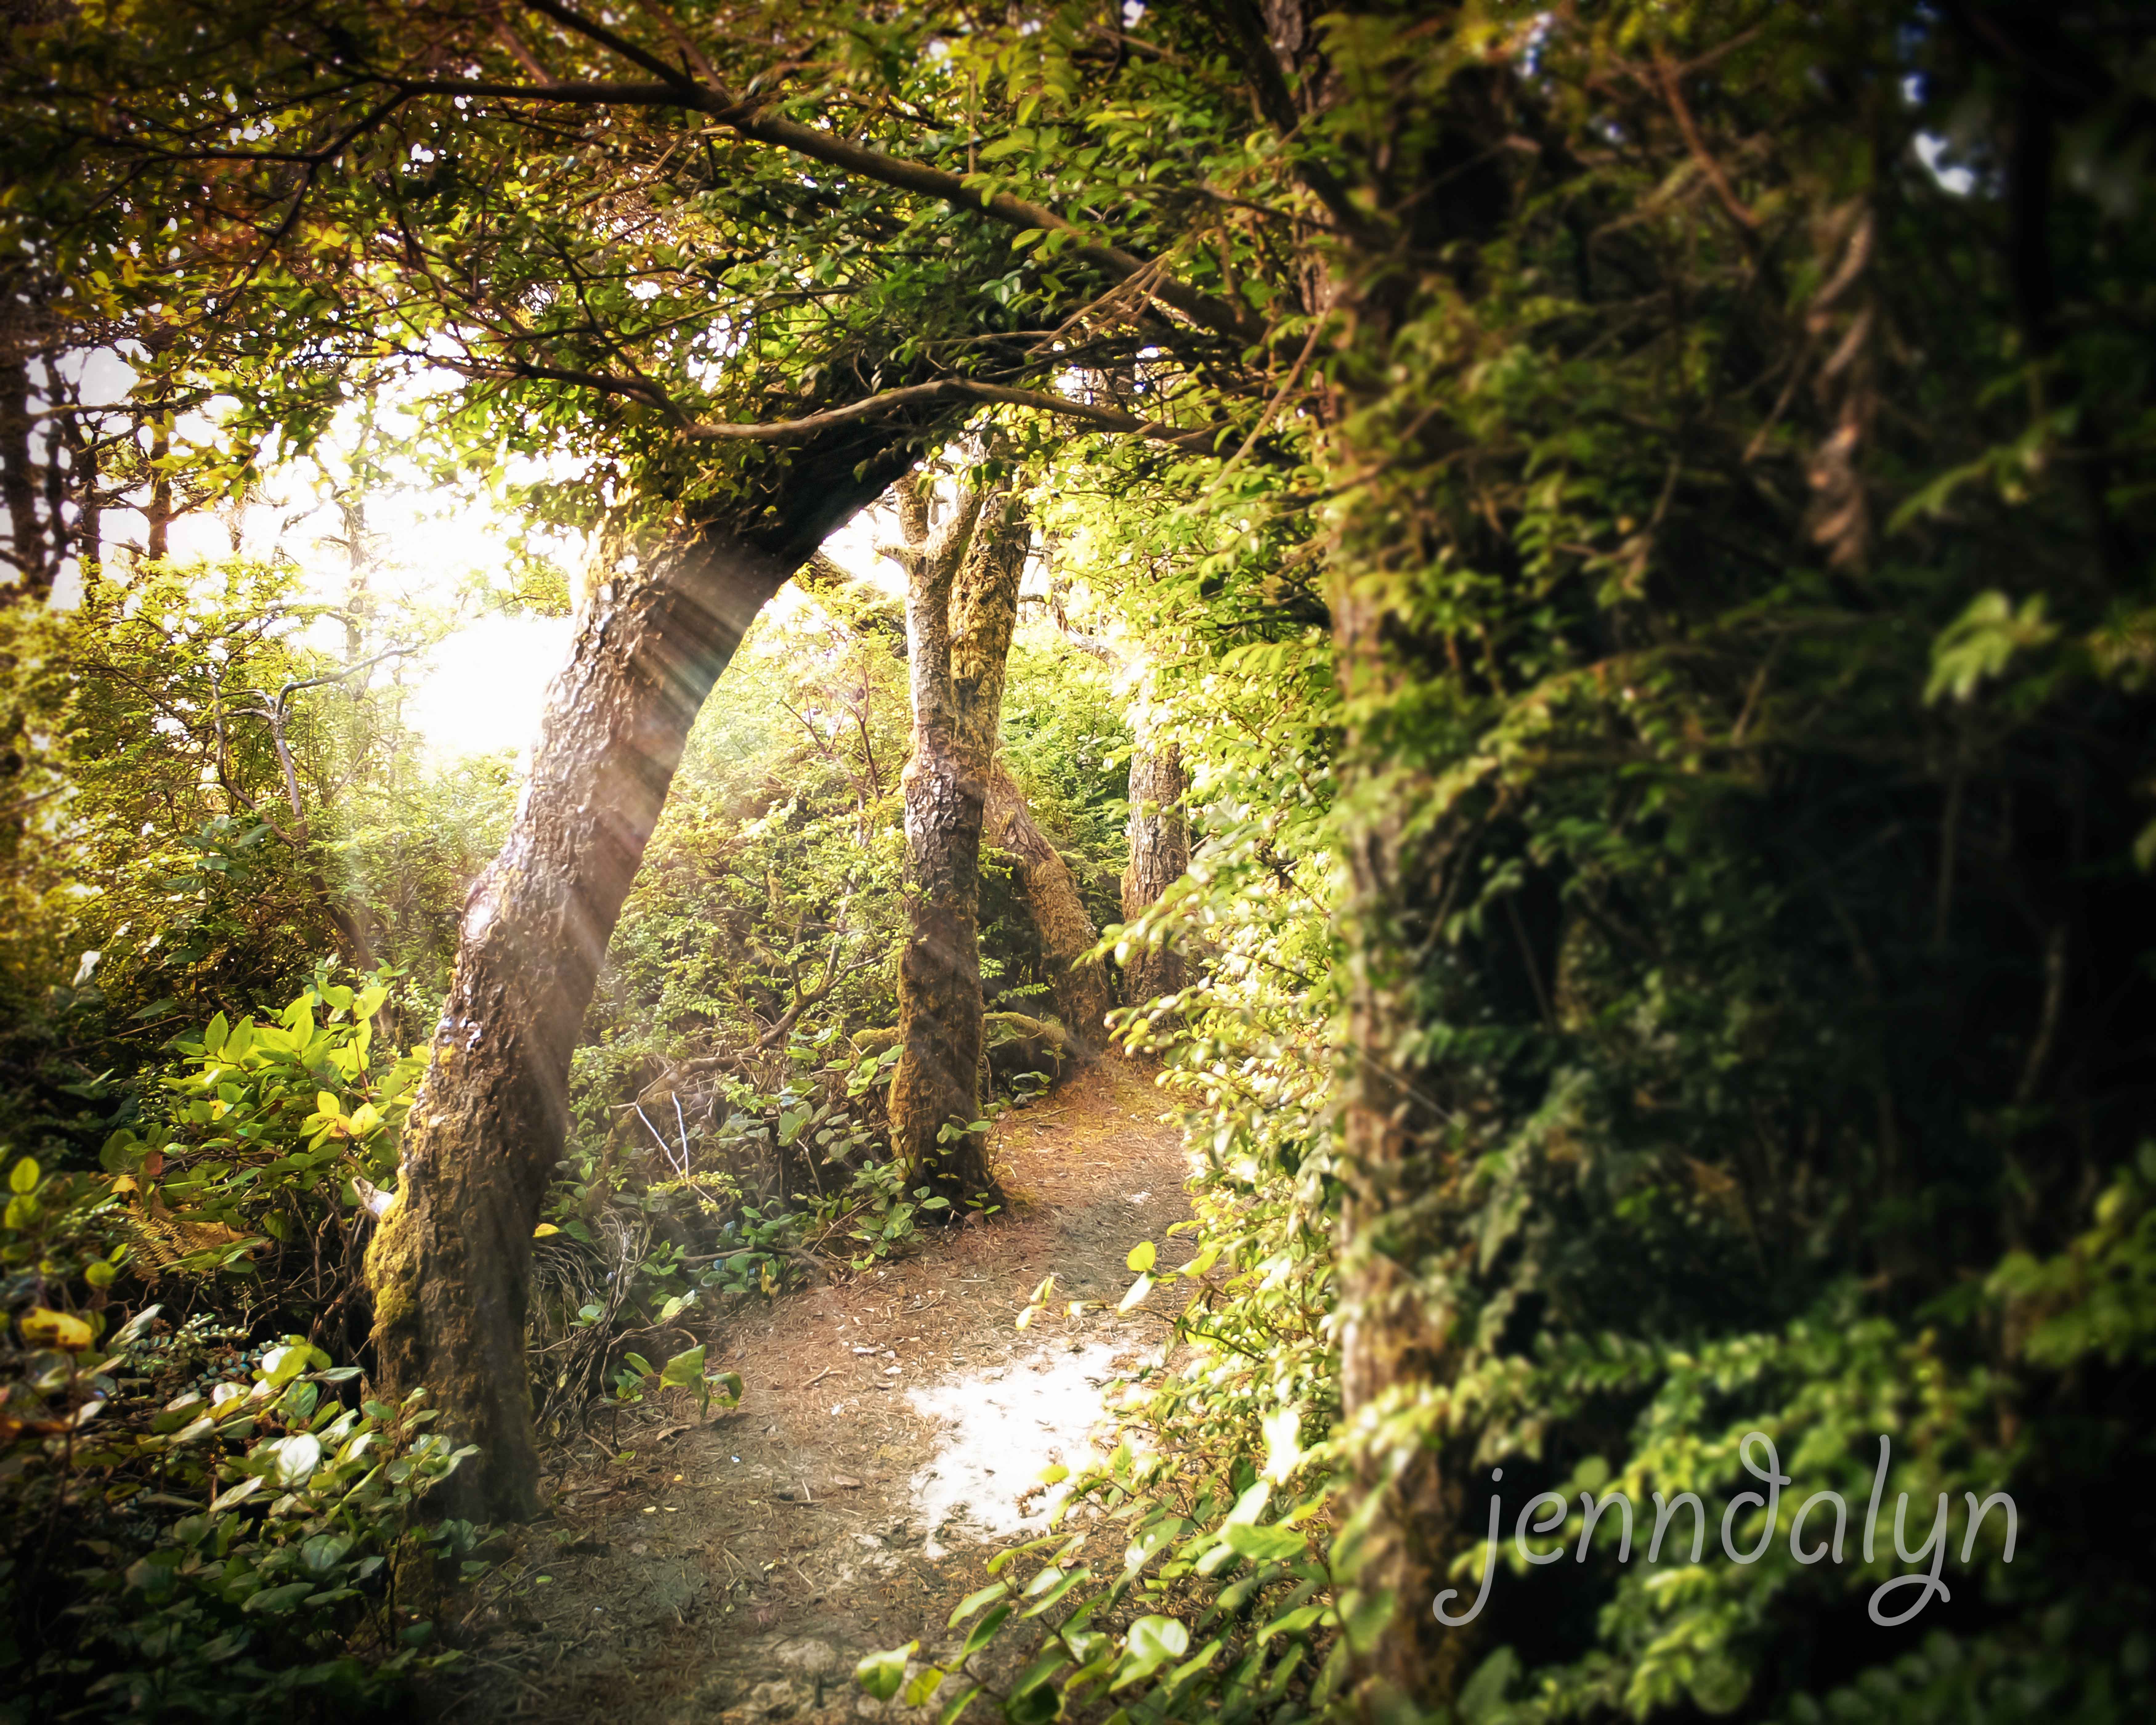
[8,1156,38,1194]
[259,1343,320,1388]
[1338,1585,1395,1654]
[1125,1240,1155,1273]
[1224,1521,1307,1562]
[268,1432,322,1486]
[1257,1604,1324,1644]
[856,1642,918,1702]
[301,1533,353,1575]
[950,1582,1010,1627]
[1003,1672,1064,1724]
[959,1602,1013,1662]
[1022,1565,1092,1617]
[659,1345,706,1386]
[902,1666,948,1709]
[1166,1639,1224,1693]
[1112,1615,1189,1688]
[1458,1646,1519,1724]
[1925,590,2059,704]
[208,1476,264,1514]
[243,1581,316,1615]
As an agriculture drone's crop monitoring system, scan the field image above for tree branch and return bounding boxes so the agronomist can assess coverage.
[379,25,1264,347]
[273,643,418,712]
[679,378,1220,451]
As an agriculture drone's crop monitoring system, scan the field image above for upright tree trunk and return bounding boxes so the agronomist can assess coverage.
[366,439,919,1520]
[1186,4,1502,1703]
[58,410,98,592]
[143,418,172,563]
[1120,719,1190,1005]
[889,477,1028,1210]
[986,758,1112,1049]
[1330,559,1474,1706]
[0,298,47,605]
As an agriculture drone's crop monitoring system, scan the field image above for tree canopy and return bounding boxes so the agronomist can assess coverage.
[6,2,2156,1722]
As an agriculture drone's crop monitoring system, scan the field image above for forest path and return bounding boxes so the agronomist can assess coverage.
[435,1056,1192,1725]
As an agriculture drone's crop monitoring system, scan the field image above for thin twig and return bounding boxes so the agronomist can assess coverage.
[1652,51,1760,235]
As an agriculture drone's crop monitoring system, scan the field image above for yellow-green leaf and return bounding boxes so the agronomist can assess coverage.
[20,1306,93,1350]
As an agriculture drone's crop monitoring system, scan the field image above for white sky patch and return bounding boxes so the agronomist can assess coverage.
[64,365,594,760]
[403,613,575,762]
[821,497,906,593]
[1915,132,1976,196]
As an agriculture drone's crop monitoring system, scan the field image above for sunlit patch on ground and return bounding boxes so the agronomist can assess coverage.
[904,1339,1125,1556]
[433,1058,1191,1723]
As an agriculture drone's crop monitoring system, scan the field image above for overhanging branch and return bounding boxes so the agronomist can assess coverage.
[679,378,1222,451]
[370,0,1266,346]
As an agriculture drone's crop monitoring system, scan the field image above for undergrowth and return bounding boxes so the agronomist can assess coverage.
[0,977,481,1721]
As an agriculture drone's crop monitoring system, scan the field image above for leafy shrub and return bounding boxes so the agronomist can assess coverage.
[857,1169,1347,1725]
[0,981,476,1721]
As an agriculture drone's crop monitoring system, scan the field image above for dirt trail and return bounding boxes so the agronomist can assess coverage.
[433,1057,1191,1725]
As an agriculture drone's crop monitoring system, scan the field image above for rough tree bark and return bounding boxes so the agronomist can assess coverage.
[1119,713,1190,1005]
[0,295,48,604]
[1329,569,1474,1707]
[986,758,1112,1050]
[365,435,923,1520]
[887,474,1028,1211]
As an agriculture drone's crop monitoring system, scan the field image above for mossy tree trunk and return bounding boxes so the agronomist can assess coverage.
[365,440,920,1521]
[986,758,1112,1051]
[1120,718,1190,1006]
[1328,556,1480,1705]
[888,474,1028,1211]
[1200,3,1483,1704]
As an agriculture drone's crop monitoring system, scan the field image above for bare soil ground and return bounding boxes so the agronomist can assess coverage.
[424,1056,1191,1725]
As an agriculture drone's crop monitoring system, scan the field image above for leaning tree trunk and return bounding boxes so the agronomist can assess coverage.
[888,477,1028,1212]
[1120,719,1190,1005]
[365,436,922,1520]
[986,758,1112,1050]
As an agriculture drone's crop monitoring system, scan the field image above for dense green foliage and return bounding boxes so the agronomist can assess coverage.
[1,981,478,1720]
[0,557,515,1160]
[7,2,2156,1722]
[833,5,2156,1721]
